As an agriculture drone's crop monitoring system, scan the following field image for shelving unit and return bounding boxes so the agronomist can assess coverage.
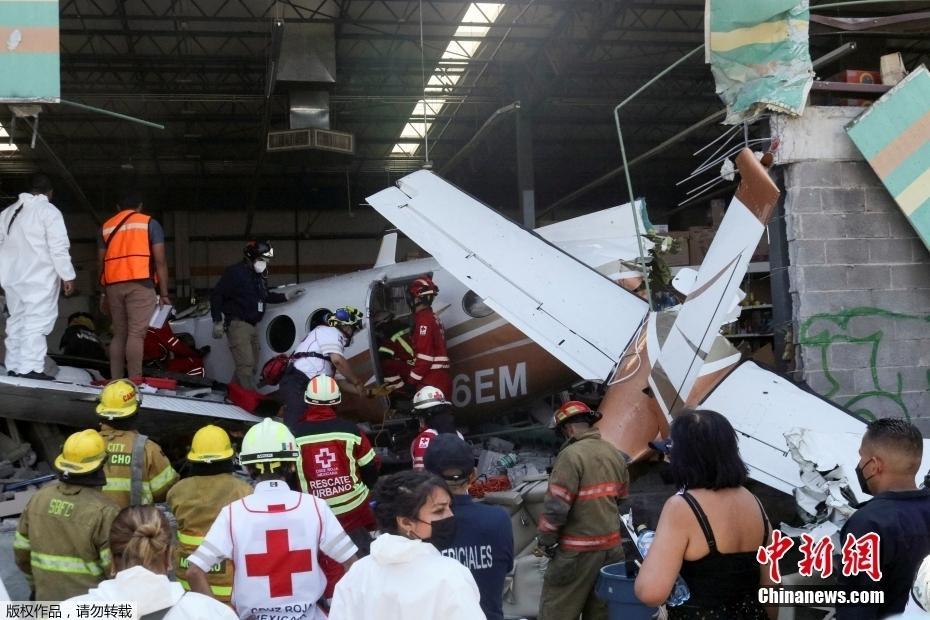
[667,262,775,356]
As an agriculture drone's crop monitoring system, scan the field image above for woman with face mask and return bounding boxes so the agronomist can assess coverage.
[328,470,486,620]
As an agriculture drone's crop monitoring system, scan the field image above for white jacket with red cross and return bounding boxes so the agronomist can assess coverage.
[188,479,358,620]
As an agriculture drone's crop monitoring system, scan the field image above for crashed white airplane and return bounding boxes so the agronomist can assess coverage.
[0,200,655,436]
[1,148,926,508]
[367,148,930,506]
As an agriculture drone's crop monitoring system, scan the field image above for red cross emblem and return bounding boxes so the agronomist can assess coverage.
[315,448,337,470]
[245,529,313,597]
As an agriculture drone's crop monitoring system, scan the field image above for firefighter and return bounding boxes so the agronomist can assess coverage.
[96,379,179,508]
[143,322,207,377]
[536,401,629,620]
[410,386,461,470]
[373,311,414,393]
[14,429,120,601]
[291,375,379,554]
[405,277,451,397]
[186,418,358,620]
[166,424,253,603]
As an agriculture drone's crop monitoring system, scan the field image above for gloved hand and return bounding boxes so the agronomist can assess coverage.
[368,383,396,398]
[535,538,558,558]
[212,322,225,339]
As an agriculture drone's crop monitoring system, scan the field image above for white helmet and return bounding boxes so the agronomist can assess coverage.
[304,374,341,405]
[239,419,299,467]
[913,554,930,611]
[413,386,449,411]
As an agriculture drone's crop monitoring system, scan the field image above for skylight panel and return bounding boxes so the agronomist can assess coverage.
[0,125,18,153]
[391,2,505,157]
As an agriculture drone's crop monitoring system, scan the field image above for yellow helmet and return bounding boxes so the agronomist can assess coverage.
[96,379,141,419]
[188,425,235,463]
[54,429,107,475]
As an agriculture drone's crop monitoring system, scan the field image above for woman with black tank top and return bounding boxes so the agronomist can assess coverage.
[634,409,776,619]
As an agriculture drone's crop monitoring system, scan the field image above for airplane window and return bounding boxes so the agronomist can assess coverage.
[267,315,297,353]
[462,290,494,318]
[306,308,333,334]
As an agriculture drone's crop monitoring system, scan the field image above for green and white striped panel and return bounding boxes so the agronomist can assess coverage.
[706,0,813,124]
[847,66,930,252]
[0,0,59,102]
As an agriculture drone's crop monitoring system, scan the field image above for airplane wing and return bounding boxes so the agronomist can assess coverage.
[700,361,930,504]
[367,171,649,381]
[0,375,260,435]
[649,148,780,416]
[535,201,655,279]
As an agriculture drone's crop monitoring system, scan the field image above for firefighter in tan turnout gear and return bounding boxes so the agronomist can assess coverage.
[96,378,179,508]
[167,424,253,602]
[14,429,120,601]
[536,401,630,620]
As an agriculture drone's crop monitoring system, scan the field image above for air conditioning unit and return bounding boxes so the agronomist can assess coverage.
[266,128,354,154]
[267,129,312,152]
[313,128,354,154]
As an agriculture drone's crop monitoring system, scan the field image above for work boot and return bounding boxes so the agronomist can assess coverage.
[20,371,54,381]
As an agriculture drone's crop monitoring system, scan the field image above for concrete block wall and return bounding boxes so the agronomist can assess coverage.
[778,108,930,422]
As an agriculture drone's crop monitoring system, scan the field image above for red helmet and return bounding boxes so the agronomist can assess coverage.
[408,276,439,302]
[550,400,602,429]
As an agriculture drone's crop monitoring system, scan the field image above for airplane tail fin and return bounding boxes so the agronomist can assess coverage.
[374,232,398,267]
[648,148,779,417]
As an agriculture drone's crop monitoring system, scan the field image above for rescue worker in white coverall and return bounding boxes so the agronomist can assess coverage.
[0,174,76,379]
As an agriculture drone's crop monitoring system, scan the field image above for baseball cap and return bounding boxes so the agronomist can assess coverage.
[424,433,475,482]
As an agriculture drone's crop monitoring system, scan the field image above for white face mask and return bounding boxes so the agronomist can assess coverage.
[253,260,268,273]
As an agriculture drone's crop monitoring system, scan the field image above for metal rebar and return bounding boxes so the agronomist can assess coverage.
[543,40,860,218]
[439,101,520,175]
[58,99,165,130]
[614,43,705,311]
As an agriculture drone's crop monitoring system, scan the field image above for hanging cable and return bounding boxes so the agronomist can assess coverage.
[419,0,430,166]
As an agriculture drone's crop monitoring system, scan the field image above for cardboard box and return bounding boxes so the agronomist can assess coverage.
[689,227,716,265]
[664,231,690,266]
[828,69,882,85]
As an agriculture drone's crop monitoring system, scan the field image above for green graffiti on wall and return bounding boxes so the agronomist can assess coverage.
[798,307,930,422]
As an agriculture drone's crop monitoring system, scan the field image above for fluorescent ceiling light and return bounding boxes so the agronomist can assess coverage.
[391,2,504,157]
[0,125,18,153]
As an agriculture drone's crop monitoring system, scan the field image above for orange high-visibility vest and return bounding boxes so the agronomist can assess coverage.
[101,210,153,285]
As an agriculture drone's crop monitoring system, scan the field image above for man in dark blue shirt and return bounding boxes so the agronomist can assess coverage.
[425,433,514,620]
[210,240,288,389]
[838,418,930,619]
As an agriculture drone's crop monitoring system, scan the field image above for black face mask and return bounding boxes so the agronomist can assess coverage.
[856,458,875,496]
[423,515,456,551]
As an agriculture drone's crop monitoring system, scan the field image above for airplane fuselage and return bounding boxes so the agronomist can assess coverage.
[173,256,575,423]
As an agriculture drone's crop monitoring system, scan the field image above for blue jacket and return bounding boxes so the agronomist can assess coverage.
[838,488,930,619]
[441,493,514,620]
[210,261,286,325]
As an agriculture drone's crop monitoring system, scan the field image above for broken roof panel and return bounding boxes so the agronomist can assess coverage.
[706,0,813,124]
[846,65,930,251]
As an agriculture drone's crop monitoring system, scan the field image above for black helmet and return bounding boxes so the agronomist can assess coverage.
[244,240,274,261]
